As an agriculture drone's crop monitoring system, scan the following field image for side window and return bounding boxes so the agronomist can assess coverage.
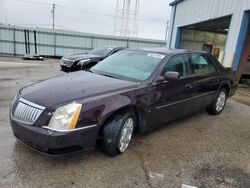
[163,54,191,77]
[191,53,217,74]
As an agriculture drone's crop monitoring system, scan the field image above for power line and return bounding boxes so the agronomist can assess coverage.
[5,0,167,39]
[54,17,69,30]
[57,4,166,22]
[0,11,45,17]
[15,0,52,6]
[15,0,166,23]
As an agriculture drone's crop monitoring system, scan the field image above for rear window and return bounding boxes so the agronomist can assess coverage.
[191,53,217,74]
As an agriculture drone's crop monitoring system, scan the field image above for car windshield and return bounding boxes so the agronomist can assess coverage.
[88,47,113,57]
[91,50,165,82]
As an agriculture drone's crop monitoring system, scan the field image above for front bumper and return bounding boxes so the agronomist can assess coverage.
[60,61,80,72]
[61,65,72,72]
[10,119,100,155]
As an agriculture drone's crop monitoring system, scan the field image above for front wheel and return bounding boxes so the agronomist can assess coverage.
[102,111,136,156]
[206,88,227,115]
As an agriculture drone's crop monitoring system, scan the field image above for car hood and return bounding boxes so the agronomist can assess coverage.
[62,53,101,61]
[19,71,137,110]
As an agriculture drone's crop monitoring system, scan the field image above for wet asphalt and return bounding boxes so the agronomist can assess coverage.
[0,57,249,188]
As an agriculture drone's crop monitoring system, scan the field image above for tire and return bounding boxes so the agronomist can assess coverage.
[102,111,137,156]
[206,88,228,115]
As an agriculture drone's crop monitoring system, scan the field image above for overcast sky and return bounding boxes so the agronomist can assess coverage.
[0,0,172,40]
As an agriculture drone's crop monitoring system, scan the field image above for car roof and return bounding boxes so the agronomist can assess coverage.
[129,47,207,55]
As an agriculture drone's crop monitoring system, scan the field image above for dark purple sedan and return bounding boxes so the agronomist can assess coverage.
[10,48,238,156]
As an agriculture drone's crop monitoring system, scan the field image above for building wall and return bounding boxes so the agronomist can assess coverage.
[0,25,165,57]
[168,0,250,67]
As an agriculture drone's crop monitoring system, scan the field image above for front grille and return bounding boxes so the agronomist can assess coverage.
[12,97,45,125]
[63,61,72,65]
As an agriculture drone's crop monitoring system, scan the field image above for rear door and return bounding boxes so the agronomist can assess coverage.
[189,53,222,109]
[152,53,196,125]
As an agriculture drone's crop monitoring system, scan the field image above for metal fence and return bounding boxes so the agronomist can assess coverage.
[0,24,166,57]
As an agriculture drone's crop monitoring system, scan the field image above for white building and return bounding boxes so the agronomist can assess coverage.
[168,0,250,77]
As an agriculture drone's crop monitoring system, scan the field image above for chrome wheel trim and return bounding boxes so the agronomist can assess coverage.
[216,91,226,112]
[118,117,134,153]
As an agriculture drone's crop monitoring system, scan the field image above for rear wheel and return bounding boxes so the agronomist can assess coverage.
[206,88,227,115]
[102,111,136,156]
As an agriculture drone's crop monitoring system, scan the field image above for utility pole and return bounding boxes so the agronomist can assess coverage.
[51,4,56,30]
[113,0,119,35]
[165,20,170,45]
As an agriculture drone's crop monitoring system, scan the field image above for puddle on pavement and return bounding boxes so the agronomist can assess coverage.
[0,78,15,82]
[193,163,250,188]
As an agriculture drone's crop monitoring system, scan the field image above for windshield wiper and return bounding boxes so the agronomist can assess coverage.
[87,69,93,73]
[99,73,116,78]
[90,70,117,79]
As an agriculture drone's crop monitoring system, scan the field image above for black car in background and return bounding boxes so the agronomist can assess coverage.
[60,47,125,72]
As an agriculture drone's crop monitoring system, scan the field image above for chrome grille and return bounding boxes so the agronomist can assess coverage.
[61,59,74,66]
[63,61,74,65]
[12,97,45,125]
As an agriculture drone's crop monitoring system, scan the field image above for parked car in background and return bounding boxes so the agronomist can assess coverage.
[10,48,238,156]
[60,46,125,72]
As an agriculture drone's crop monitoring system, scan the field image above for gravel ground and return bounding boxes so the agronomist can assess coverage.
[0,57,250,188]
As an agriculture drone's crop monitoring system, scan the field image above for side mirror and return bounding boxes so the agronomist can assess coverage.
[157,71,180,82]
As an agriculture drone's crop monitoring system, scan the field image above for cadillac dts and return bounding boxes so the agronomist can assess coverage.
[10,48,238,156]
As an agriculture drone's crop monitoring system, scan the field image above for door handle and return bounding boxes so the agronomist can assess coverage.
[185,84,193,89]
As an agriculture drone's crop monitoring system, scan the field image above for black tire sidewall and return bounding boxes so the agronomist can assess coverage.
[102,111,137,156]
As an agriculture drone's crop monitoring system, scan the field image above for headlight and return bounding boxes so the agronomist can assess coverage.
[60,58,65,64]
[78,59,90,66]
[48,103,82,131]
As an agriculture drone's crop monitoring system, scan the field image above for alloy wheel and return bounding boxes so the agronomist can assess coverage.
[216,91,226,112]
[118,117,134,153]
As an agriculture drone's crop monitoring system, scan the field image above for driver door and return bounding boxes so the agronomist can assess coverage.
[152,53,196,126]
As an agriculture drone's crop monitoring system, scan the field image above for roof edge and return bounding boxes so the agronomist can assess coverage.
[169,0,184,6]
